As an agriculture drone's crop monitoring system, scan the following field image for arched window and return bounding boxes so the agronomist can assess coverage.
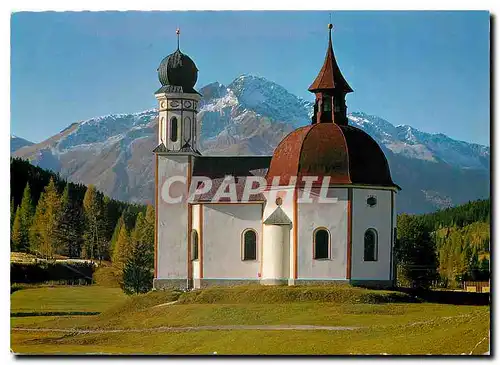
[191,230,199,261]
[242,229,257,261]
[160,116,165,142]
[364,229,378,262]
[314,228,330,260]
[183,116,191,142]
[170,117,178,142]
[323,97,332,112]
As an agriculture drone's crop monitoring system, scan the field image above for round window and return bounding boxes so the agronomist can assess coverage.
[367,196,377,207]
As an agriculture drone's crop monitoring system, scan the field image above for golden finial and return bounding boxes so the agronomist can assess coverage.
[328,23,333,30]
[176,28,180,49]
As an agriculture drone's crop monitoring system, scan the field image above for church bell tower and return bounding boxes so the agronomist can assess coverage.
[309,23,353,126]
[153,29,201,291]
[154,28,201,154]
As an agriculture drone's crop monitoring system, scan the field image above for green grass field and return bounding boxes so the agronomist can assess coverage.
[10,285,490,355]
[11,286,126,314]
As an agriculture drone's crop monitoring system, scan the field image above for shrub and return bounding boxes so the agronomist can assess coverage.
[93,266,122,288]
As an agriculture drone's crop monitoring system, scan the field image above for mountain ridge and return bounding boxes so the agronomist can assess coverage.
[12,74,490,213]
[10,135,34,154]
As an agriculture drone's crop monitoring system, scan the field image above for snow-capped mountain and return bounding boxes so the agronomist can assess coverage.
[12,74,490,213]
[11,135,34,153]
[199,76,489,170]
[226,75,313,128]
[349,112,489,170]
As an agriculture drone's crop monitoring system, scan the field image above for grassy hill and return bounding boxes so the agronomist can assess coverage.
[11,285,490,355]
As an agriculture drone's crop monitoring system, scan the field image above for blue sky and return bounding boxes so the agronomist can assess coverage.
[11,11,490,145]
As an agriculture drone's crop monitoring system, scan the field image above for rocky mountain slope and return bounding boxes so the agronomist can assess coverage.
[12,75,490,213]
[10,136,33,153]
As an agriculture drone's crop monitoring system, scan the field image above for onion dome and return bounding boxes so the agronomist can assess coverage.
[156,29,199,94]
[266,123,398,188]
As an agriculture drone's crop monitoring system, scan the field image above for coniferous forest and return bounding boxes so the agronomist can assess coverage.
[11,158,490,291]
[396,198,490,289]
[10,158,154,294]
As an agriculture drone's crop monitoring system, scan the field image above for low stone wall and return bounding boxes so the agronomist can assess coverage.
[154,277,394,290]
[293,279,350,286]
[259,278,288,286]
[199,279,259,288]
[153,278,189,290]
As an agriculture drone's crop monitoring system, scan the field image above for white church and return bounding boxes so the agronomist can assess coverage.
[152,25,400,290]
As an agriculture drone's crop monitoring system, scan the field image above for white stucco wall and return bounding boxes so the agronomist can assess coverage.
[202,204,263,280]
[262,187,295,281]
[391,191,397,281]
[351,188,394,281]
[156,155,189,280]
[296,188,348,280]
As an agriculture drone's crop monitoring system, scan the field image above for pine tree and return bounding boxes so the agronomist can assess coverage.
[112,225,132,272]
[10,198,15,230]
[29,192,46,255]
[11,183,34,252]
[44,178,62,258]
[130,212,145,247]
[109,214,125,258]
[395,214,438,289]
[39,179,62,258]
[141,205,155,268]
[121,205,155,295]
[101,196,114,243]
[122,238,154,295]
[82,185,106,261]
[468,248,480,281]
[27,179,62,259]
[96,202,109,262]
[53,184,84,257]
[479,258,490,280]
[11,207,22,251]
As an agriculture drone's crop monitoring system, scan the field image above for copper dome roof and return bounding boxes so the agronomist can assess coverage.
[266,123,397,188]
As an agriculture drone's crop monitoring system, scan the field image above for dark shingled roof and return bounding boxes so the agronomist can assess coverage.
[152,142,201,155]
[192,156,272,179]
[266,123,398,189]
[263,206,292,225]
[152,143,167,153]
[191,176,267,203]
[180,142,201,155]
[155,85,200,95]
[191,156,271,203]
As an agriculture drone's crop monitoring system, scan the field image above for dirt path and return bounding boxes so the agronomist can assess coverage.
[12,324,359,333]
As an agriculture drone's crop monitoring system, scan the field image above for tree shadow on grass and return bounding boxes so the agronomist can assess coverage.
[394,288,490,306]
